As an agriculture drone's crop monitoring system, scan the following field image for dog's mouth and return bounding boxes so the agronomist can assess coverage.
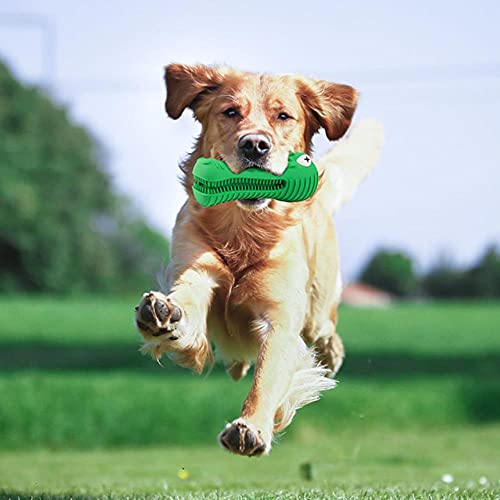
[219,154,274,175]
[236,198,271,210]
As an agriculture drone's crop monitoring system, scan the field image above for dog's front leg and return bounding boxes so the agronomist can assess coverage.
[219,261,335,456]
[135,212,227,373]
[135,260,220,372]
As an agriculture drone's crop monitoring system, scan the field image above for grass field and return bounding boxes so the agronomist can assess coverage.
[0,296,499,498]
[1,427,499,498]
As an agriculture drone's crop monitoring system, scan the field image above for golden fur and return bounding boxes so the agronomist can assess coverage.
[135,64,380,456]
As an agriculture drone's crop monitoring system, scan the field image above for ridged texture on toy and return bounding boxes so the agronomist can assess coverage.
[192,153,318,207]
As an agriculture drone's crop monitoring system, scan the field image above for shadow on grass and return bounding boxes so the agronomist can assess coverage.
[344,352,500,378]
[0,342,180,372]
[1,342,500,378]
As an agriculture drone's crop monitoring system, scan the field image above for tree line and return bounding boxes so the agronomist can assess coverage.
[360,245,500,299]
[0,60,168,294]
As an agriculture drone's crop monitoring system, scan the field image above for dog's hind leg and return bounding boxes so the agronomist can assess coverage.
[313,320,345,378]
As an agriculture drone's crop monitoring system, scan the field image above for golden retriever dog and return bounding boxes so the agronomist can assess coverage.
[134,64,382,456]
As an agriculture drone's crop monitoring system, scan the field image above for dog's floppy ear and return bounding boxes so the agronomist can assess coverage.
[164,64,225,120]
[298,77,358,141]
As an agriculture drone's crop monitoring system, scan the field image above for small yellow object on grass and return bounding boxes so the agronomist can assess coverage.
[177,467,189,480]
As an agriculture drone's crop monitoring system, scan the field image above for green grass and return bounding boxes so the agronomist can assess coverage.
[0,295,139,346]
[1,427,499,498]
[1,372,498,450]
[1,296,499,354]
[341,301,500,356]
[1,296,499,497]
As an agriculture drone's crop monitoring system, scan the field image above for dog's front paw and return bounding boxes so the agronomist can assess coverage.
[135,291,182,340]
[218,419,270,457]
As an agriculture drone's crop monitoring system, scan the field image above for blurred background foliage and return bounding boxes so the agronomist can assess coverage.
[360,245,500,298]
[0,60,168,294]
[359,249,418,297]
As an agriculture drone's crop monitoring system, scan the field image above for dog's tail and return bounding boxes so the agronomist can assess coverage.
[316,118,384,214]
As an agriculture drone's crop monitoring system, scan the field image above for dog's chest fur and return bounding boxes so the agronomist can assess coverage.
[193,204,292,357]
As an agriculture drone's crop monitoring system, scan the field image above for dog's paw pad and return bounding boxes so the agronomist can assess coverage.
[135,291,182,338]
[218,419,268,457]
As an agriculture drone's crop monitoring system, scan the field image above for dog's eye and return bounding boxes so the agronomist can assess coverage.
[277,112,291,121]
[223,107,239,118]
[296,154,312,167]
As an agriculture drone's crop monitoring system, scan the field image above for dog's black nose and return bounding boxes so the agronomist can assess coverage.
[238,134,272,162]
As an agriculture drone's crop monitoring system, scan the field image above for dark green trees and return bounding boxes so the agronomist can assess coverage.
[0,61,168,293]
[359,249,418,297]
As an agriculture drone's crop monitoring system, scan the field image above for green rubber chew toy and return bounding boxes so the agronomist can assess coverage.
[192,152,319,207]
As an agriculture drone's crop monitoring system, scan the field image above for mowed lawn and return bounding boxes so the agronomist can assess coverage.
[0,296,499,498]
[1,427,499,499]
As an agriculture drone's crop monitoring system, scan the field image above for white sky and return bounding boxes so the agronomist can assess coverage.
[1,0,499,279]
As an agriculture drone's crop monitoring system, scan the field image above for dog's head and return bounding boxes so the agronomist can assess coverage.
[164,64,357,211]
